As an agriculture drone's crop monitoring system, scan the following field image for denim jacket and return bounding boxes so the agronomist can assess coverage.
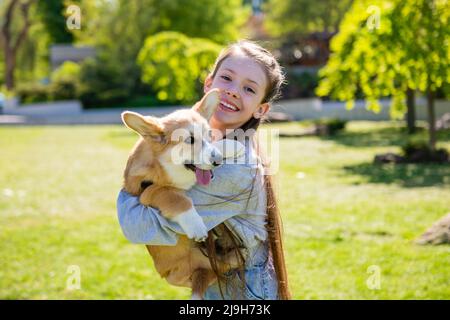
[117,138,278,300]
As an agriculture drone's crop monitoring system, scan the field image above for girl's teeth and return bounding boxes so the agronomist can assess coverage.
[221,102,238,111]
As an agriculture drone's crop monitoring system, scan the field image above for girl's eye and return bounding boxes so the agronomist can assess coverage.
[245,87,256,94]
[185,136,195,144]
[220,75,231,81]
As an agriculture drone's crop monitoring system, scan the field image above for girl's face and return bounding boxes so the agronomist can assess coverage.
[204,53,269,132]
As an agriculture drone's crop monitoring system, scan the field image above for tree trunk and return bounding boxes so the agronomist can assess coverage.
[427,87,436,151]
[4,47,16,90]
[406,88,416,134]
[1,0,35,91]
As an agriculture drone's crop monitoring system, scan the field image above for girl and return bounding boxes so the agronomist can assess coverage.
[117,40,291,300]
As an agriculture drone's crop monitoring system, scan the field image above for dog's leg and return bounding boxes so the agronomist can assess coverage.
[140,185,208,241]
[191,269,216,300]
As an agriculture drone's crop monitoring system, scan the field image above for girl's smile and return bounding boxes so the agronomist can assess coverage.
[218,99,240,112]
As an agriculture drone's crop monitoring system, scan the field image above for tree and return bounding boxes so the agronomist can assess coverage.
[391,0,449,149]
[36,0,75,44]
[76,0,248,101]
[264,0,353,37]
[0,0,37,90]
[151,0,248,44]
[137,31,222,104]
[316,0,449,151]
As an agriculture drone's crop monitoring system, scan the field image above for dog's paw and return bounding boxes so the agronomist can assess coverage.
[171,208,208,242]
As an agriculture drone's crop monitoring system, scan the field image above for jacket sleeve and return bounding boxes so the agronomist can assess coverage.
[117,189,184,245]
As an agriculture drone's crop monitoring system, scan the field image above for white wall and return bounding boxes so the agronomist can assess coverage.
[272,98,450,121]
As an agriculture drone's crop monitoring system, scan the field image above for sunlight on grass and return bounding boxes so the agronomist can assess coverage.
[0,122,449,299]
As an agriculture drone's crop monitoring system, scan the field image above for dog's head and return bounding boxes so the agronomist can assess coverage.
[121,89,223,189]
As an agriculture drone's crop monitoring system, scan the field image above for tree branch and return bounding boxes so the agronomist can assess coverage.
[1,0,19,47]
[12,0,36,54]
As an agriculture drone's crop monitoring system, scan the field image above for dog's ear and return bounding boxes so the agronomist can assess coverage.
[193,88,220,121]
[121,111,166,143]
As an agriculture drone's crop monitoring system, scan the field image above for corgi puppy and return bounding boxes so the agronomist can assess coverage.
[121,89,240,299]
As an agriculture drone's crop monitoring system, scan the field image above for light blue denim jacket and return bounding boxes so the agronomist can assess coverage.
[117,138,278,300]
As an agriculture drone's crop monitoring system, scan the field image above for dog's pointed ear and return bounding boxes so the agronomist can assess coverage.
[193,88,220,121]
[121,111,166,143]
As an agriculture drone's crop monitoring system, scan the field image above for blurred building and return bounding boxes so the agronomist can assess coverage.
[50,44,95,71]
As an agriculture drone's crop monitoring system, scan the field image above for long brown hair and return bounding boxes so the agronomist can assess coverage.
[204,40,291,300]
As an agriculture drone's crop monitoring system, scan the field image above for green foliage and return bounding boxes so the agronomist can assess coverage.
[2,0,247,103]
[402,136,430,156]
[315,118,348,135]
[49,61,81,101]
[1,1,51,86]
[49,80,77,101]
[16,82,50,104]
[124,95,172,108]
[77,58,130,108]
[37,0,75,44]
[151,0,248,44]
[284,71,319,98]
[137,32,222,104]
[265,0,353,36]
[316,0,450,119]
[51,61,81,83]
[72,0,247,107]
[402,135,449,162]
[15,62,82,103]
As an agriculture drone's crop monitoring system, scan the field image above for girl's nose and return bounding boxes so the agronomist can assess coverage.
[225,89,240,99]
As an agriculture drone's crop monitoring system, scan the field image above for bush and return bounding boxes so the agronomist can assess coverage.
[124,95,173,108]
[314,118,347,135]
[402,137,449,163]
[402,137,430,158]
[77,58,131,108]
[49,61,81,101]
[282,71,319,99]
[16,83,50,104]
[51,61,81,84]
[49,80,78,101]
[137,31,222,104]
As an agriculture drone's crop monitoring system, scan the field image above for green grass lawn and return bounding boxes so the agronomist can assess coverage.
[0,121,449,299]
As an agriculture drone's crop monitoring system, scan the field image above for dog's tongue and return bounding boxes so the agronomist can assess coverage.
[195,168,212,185]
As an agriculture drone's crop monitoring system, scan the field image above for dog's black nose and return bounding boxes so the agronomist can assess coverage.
[212,161,220,167]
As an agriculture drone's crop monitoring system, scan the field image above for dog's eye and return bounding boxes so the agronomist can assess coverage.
[185,136,195,144]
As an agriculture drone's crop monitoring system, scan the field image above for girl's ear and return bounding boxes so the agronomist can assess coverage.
[253,103,270,119]
[203,74,213,93]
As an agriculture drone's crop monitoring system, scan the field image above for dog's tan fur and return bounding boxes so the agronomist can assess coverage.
[122,89,237,298]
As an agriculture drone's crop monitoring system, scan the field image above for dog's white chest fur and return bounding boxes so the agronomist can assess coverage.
[159,158,196,190]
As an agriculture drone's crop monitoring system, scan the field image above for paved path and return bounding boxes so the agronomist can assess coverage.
[1,98,449,125]
[0,101,188,125]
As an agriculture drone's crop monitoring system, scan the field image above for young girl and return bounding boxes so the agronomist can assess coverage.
[117,40,291,300]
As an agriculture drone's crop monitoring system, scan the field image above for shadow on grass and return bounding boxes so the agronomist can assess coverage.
[321,126,450,149]
[343,162,450,188]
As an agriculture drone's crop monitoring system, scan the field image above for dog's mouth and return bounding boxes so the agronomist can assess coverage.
[184,163,214,185]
